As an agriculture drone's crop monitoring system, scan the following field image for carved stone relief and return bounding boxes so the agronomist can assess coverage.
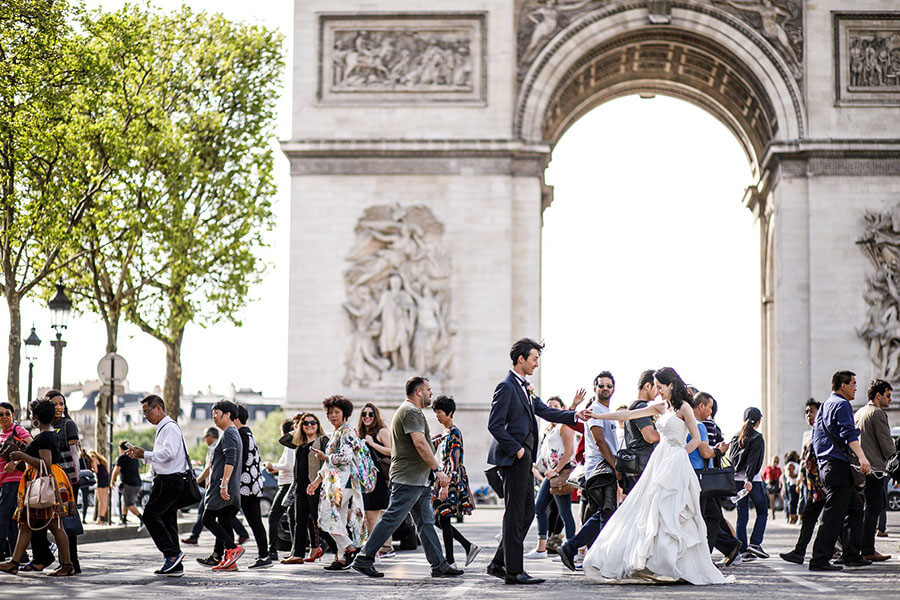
[343,204,454,387]
[516,0,608,77]
[858,205,900,383]
[711,1,803,81]
[834,13,900,106]
[319,14,485,104]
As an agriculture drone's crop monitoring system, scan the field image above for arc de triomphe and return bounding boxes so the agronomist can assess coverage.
[282,0,900,477]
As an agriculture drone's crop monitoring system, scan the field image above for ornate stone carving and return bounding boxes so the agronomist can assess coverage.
[319,15,485,104]
[712,1,803,80]
[343,204,453,386]
[647,0,672,25]
[834,14,900,106]
[517,0,606,75]
[858,205,900,383]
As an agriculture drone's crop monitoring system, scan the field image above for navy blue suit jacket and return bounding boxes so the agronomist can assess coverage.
[487,371,577,467]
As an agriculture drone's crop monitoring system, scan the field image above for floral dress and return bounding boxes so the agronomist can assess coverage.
[317,424,367,548]
[431,426,473,518]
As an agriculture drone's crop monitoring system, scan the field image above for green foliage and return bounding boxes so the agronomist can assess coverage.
[188,440,209,466]
[111,427,158,452]
[253,410,286,464]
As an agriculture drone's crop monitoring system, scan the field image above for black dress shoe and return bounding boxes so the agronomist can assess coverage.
[809,561,843,571]
[351,563,384,578]
[841,557,872,567]
[779,551,803,565]
[432,566,464,578]
[486,562,506,580]
[505,573,545,585]
[558,544,576,572]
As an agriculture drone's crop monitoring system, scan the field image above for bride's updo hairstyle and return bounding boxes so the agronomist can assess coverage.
[654,367,691,410]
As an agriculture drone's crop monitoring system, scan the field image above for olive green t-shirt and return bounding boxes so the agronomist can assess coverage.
[390,401,432,486]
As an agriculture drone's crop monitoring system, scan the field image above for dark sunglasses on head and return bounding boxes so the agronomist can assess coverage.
[302,421,318,426]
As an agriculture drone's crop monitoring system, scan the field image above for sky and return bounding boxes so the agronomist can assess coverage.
[5,1,761,436]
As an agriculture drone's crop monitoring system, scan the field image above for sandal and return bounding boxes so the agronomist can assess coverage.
[48,563,75,577]
[19,562,46,572]
[0,560,20,575]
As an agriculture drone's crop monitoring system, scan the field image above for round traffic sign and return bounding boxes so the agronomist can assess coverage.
[97,353,128,383]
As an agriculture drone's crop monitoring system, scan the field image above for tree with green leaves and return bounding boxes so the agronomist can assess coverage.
[118,7,283,421]
[0,0,116,414]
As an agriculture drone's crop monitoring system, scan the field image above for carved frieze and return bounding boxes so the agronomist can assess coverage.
[711,1,803,81]
[858,205,900,383]
[343,205,453,387]
[834,13,900,106]
[516,0,609,78]
[319,14,485,104]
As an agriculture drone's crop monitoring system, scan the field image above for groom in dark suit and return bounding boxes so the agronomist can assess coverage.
[486,338,591,584]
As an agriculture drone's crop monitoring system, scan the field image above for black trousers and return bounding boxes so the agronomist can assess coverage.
[700,495,727,554]
[240,495,268,559]
[143,474,185,559]
[190,497,248,539]
[204,504,239,557]
[792,497,824,555]
[292,489,323,555]
[267,484,294,556]
[436,513,471,565]
[491,448,533,576]
[861,474,887,555]
[810,460,863,565]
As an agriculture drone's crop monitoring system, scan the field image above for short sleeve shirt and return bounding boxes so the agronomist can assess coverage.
[390,401,432,486]
[687,422,710,470]
[26,430,61,465]
[116,454,142,486]
[583,403,619,477]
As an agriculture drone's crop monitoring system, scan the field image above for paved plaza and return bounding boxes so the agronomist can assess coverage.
[1,505,899,599]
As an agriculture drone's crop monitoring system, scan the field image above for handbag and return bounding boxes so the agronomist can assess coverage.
[484,465,505,499]
[548,464,575,496]
[25,461,57,509]
[615,447,651,475]
[697,465,736,498]
[159,423,200,509]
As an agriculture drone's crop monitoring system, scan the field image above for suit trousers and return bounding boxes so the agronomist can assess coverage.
[792,497,824,556]
[861,474,887,555]
[491,448,534,575]
[143,474,185,558]
[810,460,864,565]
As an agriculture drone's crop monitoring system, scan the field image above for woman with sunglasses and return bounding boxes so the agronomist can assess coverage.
[282,412,329,565]
[0,402,31,561]
[357,403,393,558]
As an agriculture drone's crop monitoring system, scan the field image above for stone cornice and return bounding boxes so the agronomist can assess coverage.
[764,139,900,176]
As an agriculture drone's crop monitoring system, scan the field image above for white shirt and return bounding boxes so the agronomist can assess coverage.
[581,401,618,478]
[271,446,295,486]
[143,416,190,476]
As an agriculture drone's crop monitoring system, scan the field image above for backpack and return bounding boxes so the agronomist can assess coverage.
[885,450,900,483]
[355,443,379,493]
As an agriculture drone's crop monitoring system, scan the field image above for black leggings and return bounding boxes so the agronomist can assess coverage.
[436,513,471,565]
[204,505,239,557]
[293,490,320,555]
[240,495,268,559]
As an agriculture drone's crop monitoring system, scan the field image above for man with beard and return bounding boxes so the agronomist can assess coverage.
[559,371,621,572]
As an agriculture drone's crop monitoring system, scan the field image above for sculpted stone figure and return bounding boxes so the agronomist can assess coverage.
[858,205,900,382]
[520,0,595,65]
[716,0,802,79]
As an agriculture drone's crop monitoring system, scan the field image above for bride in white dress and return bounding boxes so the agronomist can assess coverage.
[581,367,734,585]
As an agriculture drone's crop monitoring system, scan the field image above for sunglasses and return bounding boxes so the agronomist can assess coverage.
[0,411,11,417]
[302,421,318,426]
[596,384,614,389]
[361,412,375,417]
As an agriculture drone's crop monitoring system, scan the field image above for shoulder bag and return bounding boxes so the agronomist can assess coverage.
[697,465,736,498]
[614,448,651,475]
[158,421,201,509]
[548,463,575,496]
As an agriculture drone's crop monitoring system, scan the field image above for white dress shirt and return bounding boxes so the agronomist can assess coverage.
[271,446,295,486]
[143,416,190,476]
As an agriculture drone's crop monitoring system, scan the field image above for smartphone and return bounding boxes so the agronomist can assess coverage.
[123,441,135,450]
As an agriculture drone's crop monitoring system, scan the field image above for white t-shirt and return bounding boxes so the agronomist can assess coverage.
[582,401,619,478]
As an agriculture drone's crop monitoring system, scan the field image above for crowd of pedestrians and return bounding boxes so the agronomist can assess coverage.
[0,346,896,585]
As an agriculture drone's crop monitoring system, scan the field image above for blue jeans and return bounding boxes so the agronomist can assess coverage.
[534,478,575,539]
[0,481,20,558]
[355,482,450,573]
[736,481,768,551]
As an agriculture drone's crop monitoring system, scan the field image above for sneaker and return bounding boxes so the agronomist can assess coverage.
[376,550,396,559]
[741,552,757,563]
[324,559,347,571]
[248,557,272,569]
[351,562,384,578]
[154,563,184,577]
[158,552,184,575]
[524,549,547,559]
[465,544,481,567]
[136,519,145,533]
[211,561,238,571]
[181,537,199,545]
[197,554,221,566]
[718,553,742,567]
[432,565,464,577]
[220,546,245,569]
[747,544,769,559]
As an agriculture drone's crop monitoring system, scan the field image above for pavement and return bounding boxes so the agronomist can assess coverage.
[2,505,900,599]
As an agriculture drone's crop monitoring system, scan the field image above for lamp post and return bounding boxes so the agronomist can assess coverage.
[23,326,41,415]
[48,283,72,390]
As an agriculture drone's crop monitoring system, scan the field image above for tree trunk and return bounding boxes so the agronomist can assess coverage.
[95,314,119,463]
[163,330,183,421]
[5,292,21,416]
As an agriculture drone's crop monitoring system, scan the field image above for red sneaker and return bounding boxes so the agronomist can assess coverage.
[220,545,245,569]
[211,561,237,571]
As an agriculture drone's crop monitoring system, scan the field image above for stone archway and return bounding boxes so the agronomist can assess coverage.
[284,1,900,474]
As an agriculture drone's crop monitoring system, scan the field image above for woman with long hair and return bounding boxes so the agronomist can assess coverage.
[282,412,330,565]
[727,407,768,560]
[356,403,392,558]
[307,396,366,570]
[570,367,732,585]
[0,399,76,576]
[89,452,110,524]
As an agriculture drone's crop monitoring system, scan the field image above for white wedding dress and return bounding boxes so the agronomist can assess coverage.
[582,411,734,585]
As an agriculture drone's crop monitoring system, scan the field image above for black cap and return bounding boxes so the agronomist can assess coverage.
[743,407,762,424]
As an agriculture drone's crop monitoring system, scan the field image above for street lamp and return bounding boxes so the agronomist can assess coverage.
[48,283,72,390]
[23,326,41,417]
